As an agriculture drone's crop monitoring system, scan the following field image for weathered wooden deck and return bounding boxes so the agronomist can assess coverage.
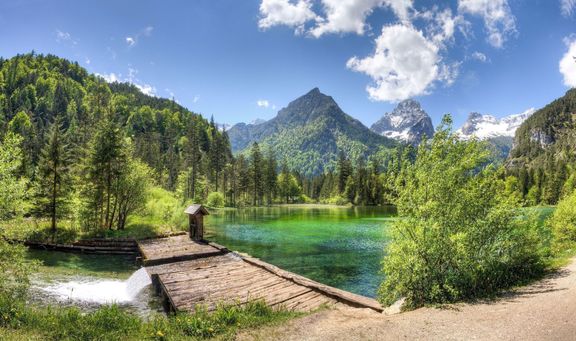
[138,236,383,313]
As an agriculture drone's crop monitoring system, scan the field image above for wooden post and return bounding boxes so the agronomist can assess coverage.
[184,204,209,241]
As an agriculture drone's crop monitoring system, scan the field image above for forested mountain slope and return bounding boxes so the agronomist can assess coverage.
[0,53,232,195]
[507,89,576,204]
[228,88,396,176]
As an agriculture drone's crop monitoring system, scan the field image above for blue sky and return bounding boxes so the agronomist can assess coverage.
[1,0,575,128]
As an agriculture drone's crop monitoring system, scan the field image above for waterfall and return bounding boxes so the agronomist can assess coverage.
[43,268,152,304]
[125,268,152,299]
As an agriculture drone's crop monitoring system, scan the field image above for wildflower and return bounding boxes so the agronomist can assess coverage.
[156,330,164,337]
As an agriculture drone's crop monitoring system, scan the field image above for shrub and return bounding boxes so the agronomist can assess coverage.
[206,192,225,208]
[380,116,549,309]
[0,239,38,300]
[547,190,576,245]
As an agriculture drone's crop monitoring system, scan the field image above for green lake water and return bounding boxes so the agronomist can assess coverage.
[204,205,396,298]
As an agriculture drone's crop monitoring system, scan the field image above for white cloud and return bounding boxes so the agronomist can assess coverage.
[125,26,154,47]
[126,37,136,47]
[96,72,119,83]
[470,51,488,62]
[560,36,576,88]
[383,0,413,22]
[259,0,413,37]
[96,69,157,96]
[55,30,77,44]
[458,0,516,48]
[134,83,156,96]
[347,24,445,101]
[255,0,519,102]
[424,7,458,46]
[85,58,91,65]
[561,0,576,17]
[258,0,318,33]
[257,99,270,108]
[310,0,385,37]
[193,95,200,103]
[143,26,154,36]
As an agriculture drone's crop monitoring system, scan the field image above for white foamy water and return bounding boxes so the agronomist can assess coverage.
[42,268,151,304]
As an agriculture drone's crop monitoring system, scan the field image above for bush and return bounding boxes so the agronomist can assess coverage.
[0,239,38,300]
[380,116,549,309]
[206,192,225,208]
[323,195,349,206]
[547,190,576,246]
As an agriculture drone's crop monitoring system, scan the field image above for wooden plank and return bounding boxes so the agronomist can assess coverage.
[162,267,266,292]
[167,271,275,302]
[159,263,251,284]
[140,236,382,314]
[280,291,324,310]
[173,275,284,310]
[146,255,237,276]
[241,256,383,312]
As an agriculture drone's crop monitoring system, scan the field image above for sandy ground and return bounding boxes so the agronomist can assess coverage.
[239,258,576,341]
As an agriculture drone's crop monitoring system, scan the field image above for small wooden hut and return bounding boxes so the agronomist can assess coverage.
[184,204,209,241]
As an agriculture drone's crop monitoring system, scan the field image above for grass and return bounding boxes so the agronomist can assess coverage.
[0,297,300,341]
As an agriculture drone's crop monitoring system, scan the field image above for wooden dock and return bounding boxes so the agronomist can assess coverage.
[138,235,383,313]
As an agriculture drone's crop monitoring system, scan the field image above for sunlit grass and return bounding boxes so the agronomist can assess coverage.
[0,297,300,341]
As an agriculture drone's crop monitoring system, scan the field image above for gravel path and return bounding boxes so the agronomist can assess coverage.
[240,258,576,340]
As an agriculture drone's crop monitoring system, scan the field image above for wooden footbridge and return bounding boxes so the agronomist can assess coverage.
[137,205,383,314]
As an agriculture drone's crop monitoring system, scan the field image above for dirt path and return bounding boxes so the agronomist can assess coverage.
[239,258,576,340]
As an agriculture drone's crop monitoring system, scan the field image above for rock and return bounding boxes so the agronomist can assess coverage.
[370,99,434,146]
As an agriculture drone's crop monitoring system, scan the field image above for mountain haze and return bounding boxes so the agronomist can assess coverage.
[227,88,396,176]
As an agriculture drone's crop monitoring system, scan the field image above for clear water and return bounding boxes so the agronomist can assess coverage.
[204,205,396,298]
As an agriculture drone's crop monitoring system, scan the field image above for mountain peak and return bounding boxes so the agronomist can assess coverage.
[457,109,535,140]
[370,99,434,145]
[396,99,422,111]
[227,88,394,175]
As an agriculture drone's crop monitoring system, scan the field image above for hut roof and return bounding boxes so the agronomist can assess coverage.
[184,204,210,216]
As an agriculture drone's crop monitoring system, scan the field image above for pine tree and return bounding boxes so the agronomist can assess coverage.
[264,149,278,205]
[250,142,264,205]
[337,151,352,194]
[83,119,126,230]
[34,116,71,232]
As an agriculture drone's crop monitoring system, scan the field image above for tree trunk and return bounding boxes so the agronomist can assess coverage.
[51,169,57,233]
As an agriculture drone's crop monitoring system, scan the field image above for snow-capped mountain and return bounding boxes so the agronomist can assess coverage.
[457,108,536,140]
[370,99,434,145]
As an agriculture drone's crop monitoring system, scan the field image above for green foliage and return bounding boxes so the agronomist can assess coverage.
[278,172,301,204]
[0,298,297,340]
[547,190,576,246]
[0,240,37,301]
[322,195,349,206]
[229,88,395,177]
[0,133,28,219]
[0,53,233,232]
[33,117,72,231]
[380,116,549,309]
[507,89,576,206]
[206,192,225,208]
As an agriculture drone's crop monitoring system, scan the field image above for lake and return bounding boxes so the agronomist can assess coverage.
[204,205,396,298]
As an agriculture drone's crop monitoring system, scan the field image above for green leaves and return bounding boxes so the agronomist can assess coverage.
[380,115,548,308]
[0,133,28,219]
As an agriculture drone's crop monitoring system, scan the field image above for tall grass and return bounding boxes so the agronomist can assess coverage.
[0,296,298,341]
